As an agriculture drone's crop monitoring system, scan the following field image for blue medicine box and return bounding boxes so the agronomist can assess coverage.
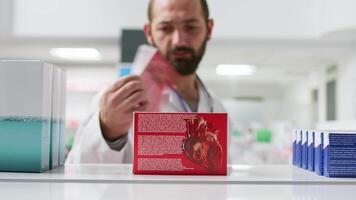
[314,131,324,176]
[323,131,356,178]
[307,130,315,171]
[296,130,303,168]
[302,130,308,170]
[292,129,297,166]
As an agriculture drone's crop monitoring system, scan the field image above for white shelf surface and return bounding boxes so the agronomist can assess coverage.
[1,164,356,185]
[1,164,356,200]
[1,182,356,200]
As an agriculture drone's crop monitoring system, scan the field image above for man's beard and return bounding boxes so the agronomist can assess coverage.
[152,39,207,76]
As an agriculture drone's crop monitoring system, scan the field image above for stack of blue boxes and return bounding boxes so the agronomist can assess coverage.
[293,129,356,177]
[0,60,66,172]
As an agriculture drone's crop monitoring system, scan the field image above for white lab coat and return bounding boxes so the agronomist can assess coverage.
[66,82,230,164]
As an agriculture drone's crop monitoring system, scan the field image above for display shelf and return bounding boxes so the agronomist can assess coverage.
[1,182,356,200]
[1,165,356,200]
[1,164,356,185]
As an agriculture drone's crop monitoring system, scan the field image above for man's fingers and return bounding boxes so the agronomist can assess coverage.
[112,80,145,102]
[134,101,149,112]
[108,75,141,93]
[104,79,145,106]
[122,90,149,110]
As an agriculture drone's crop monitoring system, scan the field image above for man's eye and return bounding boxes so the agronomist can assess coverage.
[185,25,197,31]
[159,26,172,32]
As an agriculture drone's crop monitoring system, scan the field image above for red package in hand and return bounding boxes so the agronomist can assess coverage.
[133,112,227,175]
[132,45,179,111]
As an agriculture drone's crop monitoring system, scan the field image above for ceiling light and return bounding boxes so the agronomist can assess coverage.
[50,48,102,61]
[216,64,256,76]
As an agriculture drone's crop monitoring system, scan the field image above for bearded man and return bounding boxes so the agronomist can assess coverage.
[66,0,229,164]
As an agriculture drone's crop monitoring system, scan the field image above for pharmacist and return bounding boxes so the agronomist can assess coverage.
[66,0,230,164]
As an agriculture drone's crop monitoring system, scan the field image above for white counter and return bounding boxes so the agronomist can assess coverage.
[1,164,356,200]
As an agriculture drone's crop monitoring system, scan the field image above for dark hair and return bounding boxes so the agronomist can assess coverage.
[148,0,210,22]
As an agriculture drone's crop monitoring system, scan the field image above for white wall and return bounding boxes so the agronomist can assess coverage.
[209,0,316,39]
[313,48,356,125]
[205,80,284,99]
[281,77,316,128]
[12,0,317,39]
[13,0,147,37]
[314,0,356,37]
[206,79,294,128]
[336,49,356,121]
[314,67,327,123]
[288,46,356,130]
[8,0,356,132]
[13,0,356,40]
[62,65,118,122]
[0,0,13,36]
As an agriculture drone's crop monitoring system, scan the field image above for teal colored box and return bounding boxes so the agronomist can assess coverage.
[50,67,60,169]
[0,117,50,172]
[59,69,67,165]
[50,119,60,169]
[0,60,53,172]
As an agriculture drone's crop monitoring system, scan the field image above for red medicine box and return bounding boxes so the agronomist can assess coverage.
[133,112,227,175]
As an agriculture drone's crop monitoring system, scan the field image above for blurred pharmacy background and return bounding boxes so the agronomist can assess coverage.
[1,0,356,164]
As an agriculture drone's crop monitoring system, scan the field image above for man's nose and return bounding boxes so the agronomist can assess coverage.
[172,30,189,47]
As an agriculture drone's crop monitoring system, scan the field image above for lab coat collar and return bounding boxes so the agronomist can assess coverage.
[160,80,211,112]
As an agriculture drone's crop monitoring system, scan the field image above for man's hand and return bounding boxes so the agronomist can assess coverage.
[99,75,149,141]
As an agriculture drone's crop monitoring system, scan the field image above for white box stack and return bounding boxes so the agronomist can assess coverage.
[0,60,66,172]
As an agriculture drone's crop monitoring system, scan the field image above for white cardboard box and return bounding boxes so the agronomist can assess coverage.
[0,60,53,172]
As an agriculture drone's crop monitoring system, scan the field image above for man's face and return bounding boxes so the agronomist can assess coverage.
[145,0,213,76]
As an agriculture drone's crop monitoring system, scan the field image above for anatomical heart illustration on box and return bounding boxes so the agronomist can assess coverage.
[183,117,223,171]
